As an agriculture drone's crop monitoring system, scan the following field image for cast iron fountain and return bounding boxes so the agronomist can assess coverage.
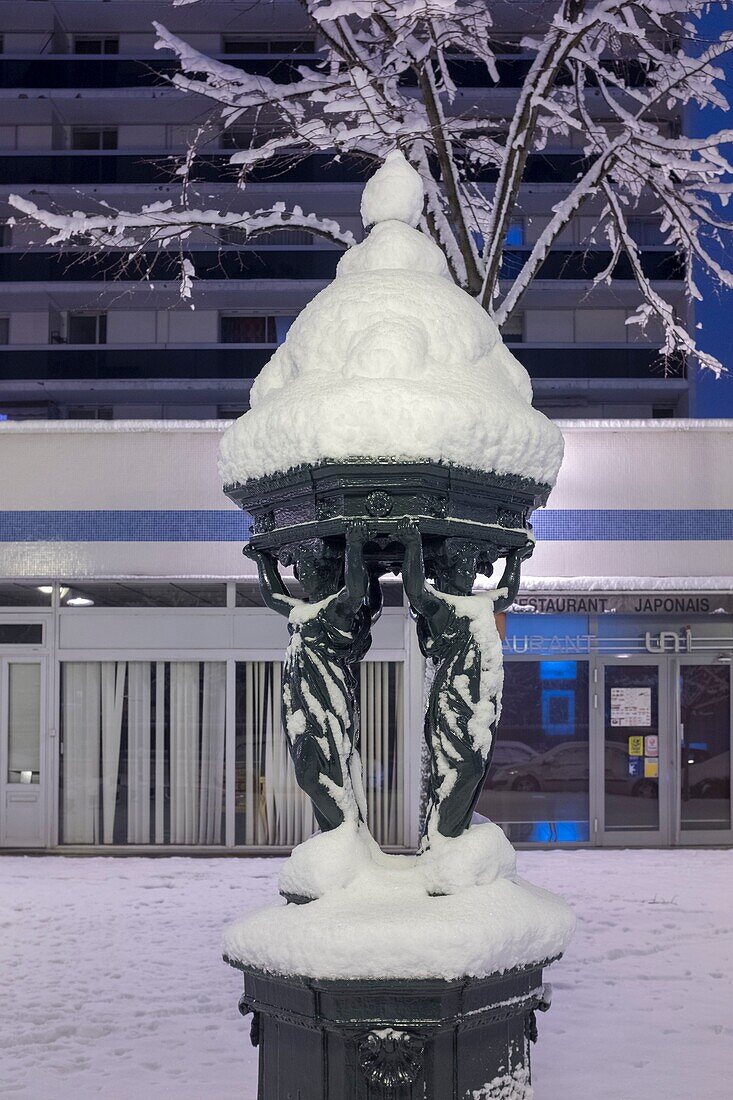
[220,151,573,1099]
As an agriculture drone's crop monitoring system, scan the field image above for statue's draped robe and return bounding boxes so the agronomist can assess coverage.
[283,595,372,831]
[416,594,503,838]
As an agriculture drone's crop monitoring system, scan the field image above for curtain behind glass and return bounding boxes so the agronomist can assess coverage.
[360,662,404,847]
[199,662,227,844]
[236,661,315,846]
[62,663,101,843]
[235,660,405,847]
[126,662,150,843]
[102,662,126,844]
[62,660,226,846]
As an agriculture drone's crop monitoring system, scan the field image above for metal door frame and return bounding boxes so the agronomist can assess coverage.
[592,655,672,847]
[0,652,50,847]
[674,654,733,847]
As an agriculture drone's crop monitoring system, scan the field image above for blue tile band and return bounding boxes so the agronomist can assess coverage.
[533,509,733,541]
[0,510,252,542]
[0,509,731,542]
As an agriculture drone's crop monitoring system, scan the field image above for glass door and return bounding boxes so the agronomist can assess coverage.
[598,659,671,845]
[677,660,731,842]
[480,658,591,844]
[0,657,46,847]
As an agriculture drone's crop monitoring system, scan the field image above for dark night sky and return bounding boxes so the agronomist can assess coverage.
[687,3,733,416]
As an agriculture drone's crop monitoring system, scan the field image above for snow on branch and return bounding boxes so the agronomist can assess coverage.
[8,195,355,294]
[8,195,355,248]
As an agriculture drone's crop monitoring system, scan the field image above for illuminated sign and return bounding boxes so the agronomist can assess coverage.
[513,594,733,615]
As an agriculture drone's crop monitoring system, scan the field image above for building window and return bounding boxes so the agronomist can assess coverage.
[67,313,107,344]
[221,36,316,54]
[71,128,118,151]
[575,309,627,343]
[505,218,524,246]
[217,405,249,420]
[234,660,404,846]
[480,658,590,844]
[219,226,314,247]
[0,224,10,247]
[60,582,227,608]
[0,318,9,344]
[219,128,253,151]
[59,657,405,847]
[218,226,249,245]
[7,663,41,784]
[60,661,227,845]
[0,401,60,421]
[65,407,114,420]
[0,583,53,608]
[259,229,314,246]
[220,315,277,343]
[0,625,43,645]
[73,36,119,55]
[628,218,666,247]
[502,311,524,342]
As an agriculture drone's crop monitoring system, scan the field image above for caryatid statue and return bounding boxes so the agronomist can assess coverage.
[396,521,532,842]
[244,521,381,833]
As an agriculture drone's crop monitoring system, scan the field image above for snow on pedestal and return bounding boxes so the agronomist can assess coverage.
[223,822,575,980]
[218,151,564,488]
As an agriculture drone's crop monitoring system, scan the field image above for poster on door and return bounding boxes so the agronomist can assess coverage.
[611,687,652,727]
[628,735,644,757]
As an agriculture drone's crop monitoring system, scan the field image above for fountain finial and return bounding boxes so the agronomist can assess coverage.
[360,149,424,228]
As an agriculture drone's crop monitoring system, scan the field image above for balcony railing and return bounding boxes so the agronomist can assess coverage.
[0,247,685,283]
[0,55,652,91]
[0,345,685,381]
[0,151,606,187]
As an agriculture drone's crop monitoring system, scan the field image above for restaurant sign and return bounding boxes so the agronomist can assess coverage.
[512,593,733,615]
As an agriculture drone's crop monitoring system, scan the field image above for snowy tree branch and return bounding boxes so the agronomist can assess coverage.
[6,0,732,373]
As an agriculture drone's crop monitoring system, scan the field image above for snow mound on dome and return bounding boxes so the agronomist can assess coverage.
[361,149,424,227]
[223,821,575,980]
[337,219,450,279]
[218,269,561,485]
[218,151,564,488]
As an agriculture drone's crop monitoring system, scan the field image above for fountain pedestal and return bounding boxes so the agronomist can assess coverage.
[218,151,572,1100]
[228,958,553,1099]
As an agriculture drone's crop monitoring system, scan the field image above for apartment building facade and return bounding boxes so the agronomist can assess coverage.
[0,0,692,421]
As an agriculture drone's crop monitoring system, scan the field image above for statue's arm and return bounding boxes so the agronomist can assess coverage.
[330,521,371,626]
[494,541,534,612]
[396,521,450,630]
[243,544,296,618]
[366,564,384,623]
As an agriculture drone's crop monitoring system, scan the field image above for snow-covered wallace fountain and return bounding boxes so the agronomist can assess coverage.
[220,152,574,1099]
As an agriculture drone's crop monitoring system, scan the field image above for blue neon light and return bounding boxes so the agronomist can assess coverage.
[540,660,577,681]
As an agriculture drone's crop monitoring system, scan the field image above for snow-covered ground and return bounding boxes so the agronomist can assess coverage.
[1,849,730,1099]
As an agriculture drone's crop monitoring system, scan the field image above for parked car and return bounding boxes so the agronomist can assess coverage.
[490,742,657,799]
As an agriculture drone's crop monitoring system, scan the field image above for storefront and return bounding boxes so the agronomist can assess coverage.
[0,419,730,851]
[0,580,421,851]
[0,582,730,851]
[478,593,733,846]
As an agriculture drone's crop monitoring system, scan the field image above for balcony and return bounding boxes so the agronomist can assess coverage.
[0,345,685,382]
[0,248,685,283]
[0,150,608,188]
[0,55,652,92]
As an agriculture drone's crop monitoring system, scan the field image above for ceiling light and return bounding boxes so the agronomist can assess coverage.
[66,597,94,607]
